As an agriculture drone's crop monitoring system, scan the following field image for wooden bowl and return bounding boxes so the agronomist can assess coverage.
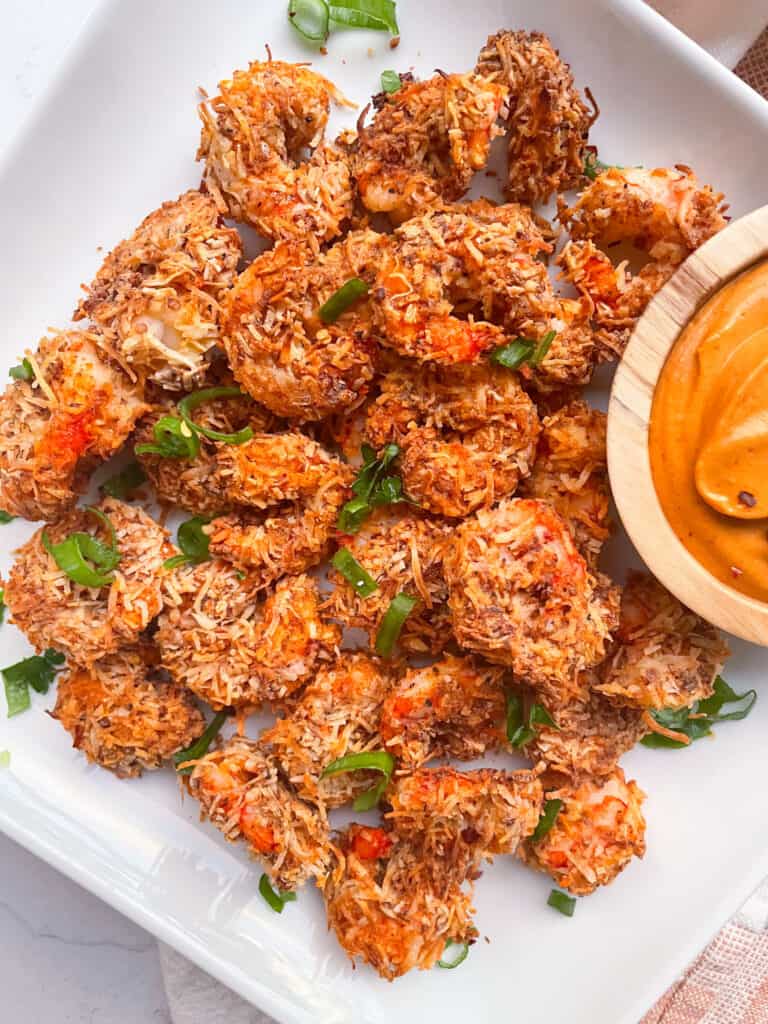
[608,204,768,645]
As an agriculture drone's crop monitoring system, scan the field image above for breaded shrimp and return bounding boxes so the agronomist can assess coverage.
[5,498,172,664]
[324,511,452,655]
[594,572,730,710]
[190,735,330,891]
[374,202,555,363]
[520,399,610,566]
[476,30,595,204]
[74,191,242,388]
[443,498,620,700]
[0,331,148,521]
[352,71,507,222]
[156,562,340,709]
[222,229,387,420]
[324,824,476,980]
[380,654,508,768]
[521,296,600,393]
[520,767,646,895]
[198,59,354,243]
[366,359,540,518]
[52,647,205,778]
[261,653,395,809]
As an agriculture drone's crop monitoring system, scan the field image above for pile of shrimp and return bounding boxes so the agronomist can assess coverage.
[0,27,734,984]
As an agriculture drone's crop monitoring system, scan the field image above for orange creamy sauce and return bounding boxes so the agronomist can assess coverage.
[650,259,768,603]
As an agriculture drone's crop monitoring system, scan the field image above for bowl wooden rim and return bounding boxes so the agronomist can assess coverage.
[608,203,768,645]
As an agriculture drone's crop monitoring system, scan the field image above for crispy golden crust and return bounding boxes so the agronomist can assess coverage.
[380,654,507,768]
[198,60,353,243]
[324,824,476,980]
[520,767,646,895]
[324,511,453,655]
[0,331,148,521]
[261,652,395,809]
[52,647,204,778]
[595,572,730,710]
[352,72,507,222]
[6,498,172,664]
[476,30,594,204]
[74,191,242,388]
[444,498,619,699]
[221,230,386,421]
[156,563,340,709]
[190,735,330,890]
[521,297,600,393]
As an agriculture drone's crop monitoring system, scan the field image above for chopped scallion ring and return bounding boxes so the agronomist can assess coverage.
[547,889,576,917]
[135,415,201,460]
[9,358,33,381]
[380,69,401,93]
[531,799,563,843]
[0,511,14,524]
[163,515,212,569]
[507,694,558,747]
[375,592,416,657]
[321,750,394,810]
[331,547,378,597]
[259,873,297,913]
[174,710,229,774]
[529,330,556,366]
[177,387,254,446]
[437,940,470,969]
[288,0,330,42]
[529,702,558,729]
[319,278,369,324]
[491,331,557,371]
[42,506,121,588]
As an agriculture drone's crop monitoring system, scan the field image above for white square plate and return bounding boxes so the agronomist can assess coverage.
[1,2,768,1022]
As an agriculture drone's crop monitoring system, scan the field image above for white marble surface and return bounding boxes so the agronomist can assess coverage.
[1,2,171,1021]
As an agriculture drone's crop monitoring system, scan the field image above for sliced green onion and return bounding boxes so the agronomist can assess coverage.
[529,331,556,366]
[174,710,229,774]
[328,0,399,33]
[288,0,330,42]
[319,278,369,324]
[9,358,33,381]
[380,70,402,93]
[100,462,147,500]
[641,675,756,749]
[531,799,563,843]
[321,750,394,811]
[0,750,9,769]
[135,415,201,460]
[42,507,121,587]
[0,511,15,524]
[508,695,557,747]
[506,693,523,741]
[547,889,576,917]
[3,649,65,718]
[437,940,470,969]
[375,592,416,657]
[164,516,212,569]
[0,588,5,625]
[491,338,536,371]
[529,703,558,729]
[331,547,378,597]
[259,872,297,913]
[177,387,253,446]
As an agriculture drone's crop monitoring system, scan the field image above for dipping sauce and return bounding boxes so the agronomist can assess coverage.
[650,259,768,603]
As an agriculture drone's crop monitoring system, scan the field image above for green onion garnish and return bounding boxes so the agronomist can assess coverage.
[0,511,15,524]
[42,506,121,588]
[529,703,558,728]
[491,331,556,371]
[2,648,65,718]
[328,0,399,33]
[506,695,558,748]
[531,799,563,843]
[0,588,6,626]
[529,331,556,366]
[375,592,417,657]
[319,278,369,324]
[0,750,9,769]
[437,940,470,969]
[177,387,253,446]
[380,70,402,93]
[259,872,297,913]
[135,415,201,461]
[9,358,33,381]
[337,443,408,534]
[321,750,394,811]
[641,675,756,749]
[174,710,229,774]
[331,547,378,597]
[164,515,212,569]
[547,889,576,917]
[100,462,147,500]
[288,0,330,42]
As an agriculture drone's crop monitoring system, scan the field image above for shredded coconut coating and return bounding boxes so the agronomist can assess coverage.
[444,498,619,699]
[221,229,387,421]
[52,646,204,778]
[324,510,453,655]
[74,191,242,389]
[352,71,507,223]
[595,572,730,710]
[522,296,600,393]
[198,59,353,243]
[324,824,476,980]
[261,652,395,809]
[156,563,340,709]
[374,201,555,364]
[520,399,610,567]
[190,735,330,891]
[380,654,508,768]
[0,331,148,521]
[476,30,595,204]
[6,498,173,664]
[520,767,646,895]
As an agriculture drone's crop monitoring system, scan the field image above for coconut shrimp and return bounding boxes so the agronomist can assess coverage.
[5,498,172,665]
[352,71,507,223]
[156,562,340,709]
[324,824,476,980]
[374,202,555,364]
[198,59,354,243]
[520,399,610,567]
[0,331,148,521]
[522,296,600,393]
[594,572,730,711]
[75,191,242,388]
[325,510,452,655]
[520,767,646,895]
[444,498,620,700]
[222,229,387,421]
[190,735,330,891]
[476,30,595,204]
[52,647,205,778]
[380,654,508,768]
[366,360,540,518]
[261,653,395,809]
